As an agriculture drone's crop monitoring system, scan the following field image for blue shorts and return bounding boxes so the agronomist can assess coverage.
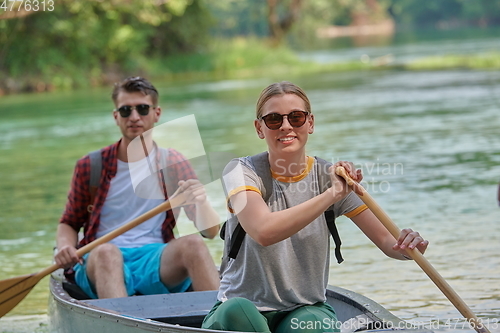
[73,243,192,299]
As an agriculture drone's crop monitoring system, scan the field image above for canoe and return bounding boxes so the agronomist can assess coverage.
[48,272,433,333]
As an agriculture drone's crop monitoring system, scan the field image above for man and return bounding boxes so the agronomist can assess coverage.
[54,77,220,299]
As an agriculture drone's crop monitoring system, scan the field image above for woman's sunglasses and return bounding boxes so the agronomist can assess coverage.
[259,111,310,130]
[115,104,153,117]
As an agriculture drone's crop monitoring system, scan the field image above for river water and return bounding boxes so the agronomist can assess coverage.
[1,33,499,333]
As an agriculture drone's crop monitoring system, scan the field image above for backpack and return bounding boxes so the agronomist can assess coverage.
[87,149,102,213]
[220,152,344,264]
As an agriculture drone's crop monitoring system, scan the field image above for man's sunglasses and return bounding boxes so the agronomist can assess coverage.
[114,104,153,117]
[259,111,310,130]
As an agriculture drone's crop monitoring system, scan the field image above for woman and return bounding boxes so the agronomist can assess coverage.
[202,81,428,333]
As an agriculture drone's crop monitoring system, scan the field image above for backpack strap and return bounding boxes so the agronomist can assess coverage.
[157,147,170,199]
[226,152,271,259]
[250,152,273,202]
[87,149,102,213]
[227,222,246,259]
[315,157,344,264]
[86,146,168,214]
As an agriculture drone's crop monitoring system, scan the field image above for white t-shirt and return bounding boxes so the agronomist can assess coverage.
[97,153,166,248]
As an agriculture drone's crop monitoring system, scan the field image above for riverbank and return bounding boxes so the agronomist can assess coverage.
[405,52,500,70]
[0,315,48,333]
[0,37,361,95]
[1,36,500,96]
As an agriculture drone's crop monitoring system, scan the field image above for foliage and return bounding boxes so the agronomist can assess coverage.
[147,0,213,56]
[405,52,500,70]
[145,37,315,79]
[389,0,500,28]
[207,0,500,38]
[0,0,211,92]
[266,0,304,45]
[290,0,393,44]
[207,0,306,45]
[206,0,268,37]
[2,0,500,94]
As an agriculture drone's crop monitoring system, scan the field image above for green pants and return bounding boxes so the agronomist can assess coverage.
[201,298,340,333]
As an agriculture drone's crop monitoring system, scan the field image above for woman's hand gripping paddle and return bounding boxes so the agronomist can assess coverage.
[336,166,490,333]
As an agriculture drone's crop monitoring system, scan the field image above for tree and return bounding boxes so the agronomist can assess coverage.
[388,0,500,28]
[0,0,212,93]
[267,0,304,45]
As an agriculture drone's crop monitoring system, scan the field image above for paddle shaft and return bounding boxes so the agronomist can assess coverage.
[335,167,490,333]
[2,129,205,318]
[37,192,187,279]
[0,192,187,318]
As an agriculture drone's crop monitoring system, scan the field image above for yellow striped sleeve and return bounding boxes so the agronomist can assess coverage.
[344,204,368,218]
[227,186,261,213]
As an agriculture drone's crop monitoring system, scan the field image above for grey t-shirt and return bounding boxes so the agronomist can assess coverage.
[218,155,365,311]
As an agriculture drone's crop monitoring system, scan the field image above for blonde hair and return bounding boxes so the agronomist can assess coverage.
[256,81,311,119]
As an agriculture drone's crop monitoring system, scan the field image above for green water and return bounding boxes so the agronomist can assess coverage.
[1,37,500,332]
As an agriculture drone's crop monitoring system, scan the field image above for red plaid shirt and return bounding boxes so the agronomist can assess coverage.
[59,140,197,248]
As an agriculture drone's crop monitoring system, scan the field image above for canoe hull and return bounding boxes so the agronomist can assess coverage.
[48,275,431,333]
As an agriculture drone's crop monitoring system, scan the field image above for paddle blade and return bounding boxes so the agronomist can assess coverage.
[0,274,41,317]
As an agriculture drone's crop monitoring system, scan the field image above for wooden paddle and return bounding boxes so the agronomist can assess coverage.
[335,166,490,333]
[0,190,188,318]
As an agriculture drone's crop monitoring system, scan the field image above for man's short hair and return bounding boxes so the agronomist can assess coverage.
[111,77,159,106]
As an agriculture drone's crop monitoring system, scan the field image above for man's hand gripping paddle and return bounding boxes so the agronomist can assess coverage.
[0,189,189,318]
